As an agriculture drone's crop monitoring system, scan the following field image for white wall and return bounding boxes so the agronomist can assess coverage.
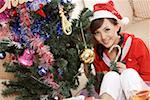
[70,0,85,19]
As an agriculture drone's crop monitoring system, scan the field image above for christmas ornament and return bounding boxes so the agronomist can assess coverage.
[57,68,63,80]
[59,5,72,35]
[61,0,72,4]
[79,21,95,64]
[53,94,64,100]
[38,66,48,76]
[56,22,63,36]
[109,44,121,62]
[0,51,6,59]
[18,49,34,67]
[46,0,51,3]
[80,48,95,64]
[54,96,59,100]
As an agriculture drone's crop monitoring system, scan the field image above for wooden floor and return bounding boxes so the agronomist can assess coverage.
[0,79,16,100]
[0,54,16,100]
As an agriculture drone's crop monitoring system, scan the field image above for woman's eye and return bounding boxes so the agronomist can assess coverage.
[95,32,100,35]
[105,28,110,32]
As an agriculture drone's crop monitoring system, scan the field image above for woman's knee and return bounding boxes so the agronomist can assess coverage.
[104,71,120,80]
[120,68,140,81]
[120,68,147,99]
[121,68,138,76]
[120,68,141,85]
[100,71,121,100]
[102,71,120,85]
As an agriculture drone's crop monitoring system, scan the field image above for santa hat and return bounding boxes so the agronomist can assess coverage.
[90,0,129,25]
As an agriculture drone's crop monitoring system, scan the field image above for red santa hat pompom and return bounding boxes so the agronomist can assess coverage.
[90,0,129,25]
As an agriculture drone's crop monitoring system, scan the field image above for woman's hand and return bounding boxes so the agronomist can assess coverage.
[116,62,126,74]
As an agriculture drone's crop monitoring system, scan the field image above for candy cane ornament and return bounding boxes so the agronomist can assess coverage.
[109,44,121,63]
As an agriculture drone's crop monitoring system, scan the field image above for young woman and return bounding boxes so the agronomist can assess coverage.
[85,0,150,100]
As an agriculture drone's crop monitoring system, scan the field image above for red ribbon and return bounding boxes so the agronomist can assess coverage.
[36,4,46,18]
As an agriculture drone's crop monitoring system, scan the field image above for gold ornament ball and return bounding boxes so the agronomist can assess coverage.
[80,48,95,64]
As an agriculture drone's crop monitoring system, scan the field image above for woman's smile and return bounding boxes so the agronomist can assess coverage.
[102,38,113,48]
[102,38,110,44]
[94,19,119,48]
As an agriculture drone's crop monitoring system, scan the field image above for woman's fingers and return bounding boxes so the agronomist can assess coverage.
[116,62,126,73]
[117,67,124,73]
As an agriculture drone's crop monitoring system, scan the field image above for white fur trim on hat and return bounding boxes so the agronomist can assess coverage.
[90,10,118,21]
[90,10,129,25]
[95,0,111,3]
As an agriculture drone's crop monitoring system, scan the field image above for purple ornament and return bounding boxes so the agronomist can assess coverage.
[0,51,6,59]
[38,66,48,76]
[61,0,72,4]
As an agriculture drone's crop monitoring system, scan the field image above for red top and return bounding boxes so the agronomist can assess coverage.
[94,33,150,81]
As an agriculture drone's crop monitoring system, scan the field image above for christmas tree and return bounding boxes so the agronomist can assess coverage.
[0,0,93,99]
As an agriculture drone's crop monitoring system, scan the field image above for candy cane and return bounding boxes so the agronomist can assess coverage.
[109,44,121,62]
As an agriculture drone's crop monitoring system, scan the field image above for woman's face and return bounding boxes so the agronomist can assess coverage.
[94,19,119,48]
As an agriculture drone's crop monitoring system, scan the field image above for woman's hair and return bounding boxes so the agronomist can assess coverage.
[90,18,123,59]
